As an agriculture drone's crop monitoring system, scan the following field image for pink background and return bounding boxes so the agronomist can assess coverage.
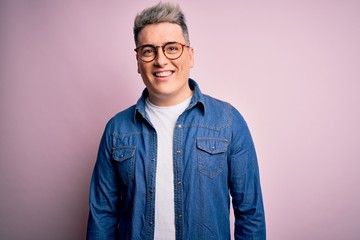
[1,1,359,239]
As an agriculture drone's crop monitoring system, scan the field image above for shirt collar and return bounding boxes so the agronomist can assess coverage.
[133,78,206,123]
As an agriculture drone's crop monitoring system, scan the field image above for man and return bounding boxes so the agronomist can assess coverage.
[87,2,266,240]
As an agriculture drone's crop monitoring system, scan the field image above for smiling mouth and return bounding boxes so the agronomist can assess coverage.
[154,71,173,77]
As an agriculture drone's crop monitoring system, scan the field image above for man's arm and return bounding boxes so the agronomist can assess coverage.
[87,122,119,240]
[229,108,266,240]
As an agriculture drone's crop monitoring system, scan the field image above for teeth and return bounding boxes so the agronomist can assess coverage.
[155,71,172,77]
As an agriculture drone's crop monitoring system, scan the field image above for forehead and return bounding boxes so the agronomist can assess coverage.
[137,22,185,45]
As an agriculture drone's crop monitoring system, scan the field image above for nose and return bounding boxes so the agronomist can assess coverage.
[154,47,168,66]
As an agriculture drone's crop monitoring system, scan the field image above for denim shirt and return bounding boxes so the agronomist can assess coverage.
[87,79,266,240]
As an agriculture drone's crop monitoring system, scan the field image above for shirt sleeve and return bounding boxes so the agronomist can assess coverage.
[87,120,120,239]
[228,107,266,240]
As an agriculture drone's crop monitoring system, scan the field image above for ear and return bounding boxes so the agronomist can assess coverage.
[188,47,194,68]
[136,55,141,74]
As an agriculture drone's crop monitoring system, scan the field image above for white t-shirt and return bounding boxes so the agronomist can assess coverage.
[145,96,191,240]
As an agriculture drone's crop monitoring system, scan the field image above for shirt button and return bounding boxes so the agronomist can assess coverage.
[178,124,182,128]
[176,150,181,154]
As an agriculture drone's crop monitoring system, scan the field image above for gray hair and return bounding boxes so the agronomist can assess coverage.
[133,2,190,46]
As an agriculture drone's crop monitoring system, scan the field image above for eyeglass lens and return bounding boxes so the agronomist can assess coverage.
[138,42,184,62]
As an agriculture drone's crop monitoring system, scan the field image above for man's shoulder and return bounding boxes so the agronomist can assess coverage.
[203,94,229,106]
[104,104,137,131]
[111,104,136,120]
[201,94,246,123]
[202,94,237,113]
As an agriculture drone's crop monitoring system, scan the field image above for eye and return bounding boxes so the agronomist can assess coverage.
[141,47,155,56]
[165,44,180,53]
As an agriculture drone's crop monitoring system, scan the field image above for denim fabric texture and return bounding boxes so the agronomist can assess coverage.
[87,79,266,240]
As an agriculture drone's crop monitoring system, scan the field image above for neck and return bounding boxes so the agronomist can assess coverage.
[148,89,193,107]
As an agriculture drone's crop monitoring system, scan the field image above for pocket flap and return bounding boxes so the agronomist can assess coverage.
[196,138,228,154]
[112,146,136,163]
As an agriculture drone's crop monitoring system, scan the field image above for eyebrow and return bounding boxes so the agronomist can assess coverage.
[138,41,179,48]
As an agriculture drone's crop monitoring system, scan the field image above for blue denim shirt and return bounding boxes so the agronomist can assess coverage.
[87,79,266,240]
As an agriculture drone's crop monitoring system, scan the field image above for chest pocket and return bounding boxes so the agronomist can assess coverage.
[196,138,228,178]
[112,146,136,186]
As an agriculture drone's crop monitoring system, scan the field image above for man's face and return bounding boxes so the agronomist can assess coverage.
[136,22,194,106]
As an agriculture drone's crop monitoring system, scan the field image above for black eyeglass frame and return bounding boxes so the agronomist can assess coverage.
[134,42,190,62]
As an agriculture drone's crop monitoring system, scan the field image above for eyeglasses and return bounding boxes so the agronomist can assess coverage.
[134,42,190,62]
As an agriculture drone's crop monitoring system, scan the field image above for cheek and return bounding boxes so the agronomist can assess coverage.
[179,54,194,71]
[138,64,152,80]
[178,61,192,74]
[137,63,147,74]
